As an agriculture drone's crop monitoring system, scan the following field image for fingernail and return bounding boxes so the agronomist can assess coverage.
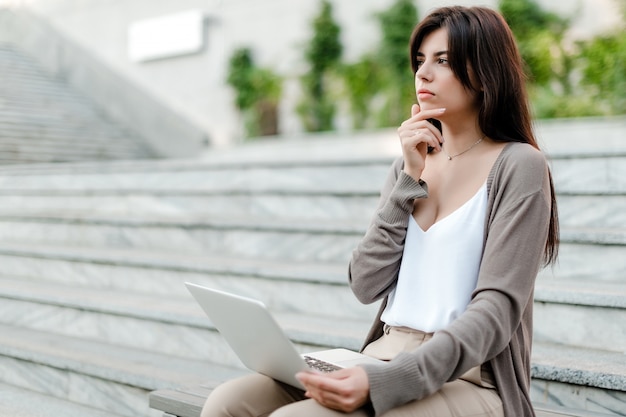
[438,108,446,113]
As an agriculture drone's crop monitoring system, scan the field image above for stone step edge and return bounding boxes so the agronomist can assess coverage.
[0,212,370,235]
[0,382,130,417]
[3,272,625,332]
[0,276,373,351]
[1,277,625,391]
[532,342,626,392]
[0,241,624,299]
[0,153,395,175]
[0,242,348,285]
[0,152,624,178]
[0,325,626,392]
[1,214,624,246]
[2,241,625,301]
[0,323,245,392]
[1,321,624,398]
[535,279,626,309]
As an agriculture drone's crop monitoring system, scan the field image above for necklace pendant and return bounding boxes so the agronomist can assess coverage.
[447,155,452,160]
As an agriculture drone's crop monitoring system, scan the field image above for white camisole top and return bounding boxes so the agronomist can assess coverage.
[381,182,488,332]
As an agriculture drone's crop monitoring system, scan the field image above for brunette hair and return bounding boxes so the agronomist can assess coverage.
[410,6,559,265]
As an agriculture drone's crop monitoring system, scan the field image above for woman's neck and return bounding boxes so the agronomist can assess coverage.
[439,116,484,155]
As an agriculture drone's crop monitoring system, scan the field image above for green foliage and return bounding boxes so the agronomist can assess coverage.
[226,47,282,137]
[377,0,418,78]
[578,31,626,114]
[227,48,256,111]
[498,0,626,118]
[298,0,343,132]
[499,0,567,41]
[499,0,569,87]
[306,0,342,77]
[374,0,419,127]
[339,56,383,129]
[529,85,603,118]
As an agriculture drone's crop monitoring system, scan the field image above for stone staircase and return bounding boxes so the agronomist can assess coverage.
[0,44,156,164]
[0,119,623,416]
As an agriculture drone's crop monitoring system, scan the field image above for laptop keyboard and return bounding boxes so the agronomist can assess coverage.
[303,356,341,373]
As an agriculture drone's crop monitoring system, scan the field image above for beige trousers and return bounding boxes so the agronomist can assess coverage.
[201,326,503,417]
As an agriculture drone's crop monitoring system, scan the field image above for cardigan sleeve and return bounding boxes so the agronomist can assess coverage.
[348,157,429,304]
[358,145,552,416]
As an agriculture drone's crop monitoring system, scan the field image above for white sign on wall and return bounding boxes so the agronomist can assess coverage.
[128,9,206,62]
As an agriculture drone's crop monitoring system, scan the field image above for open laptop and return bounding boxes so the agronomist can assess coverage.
[185,282,383,389]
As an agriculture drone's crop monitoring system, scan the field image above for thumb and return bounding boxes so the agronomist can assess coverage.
[411,103,420,117]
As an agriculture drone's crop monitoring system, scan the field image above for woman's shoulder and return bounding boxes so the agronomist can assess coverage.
[496,141,549,174]
[501,141,546,162]
[489,141,550,193]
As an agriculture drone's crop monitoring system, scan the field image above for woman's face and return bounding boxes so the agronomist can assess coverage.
[414,28,479,118]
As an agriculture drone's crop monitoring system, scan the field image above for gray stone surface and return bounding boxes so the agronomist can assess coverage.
[0,44,156,163]
[0,382,128,417]
[0,117,623,416]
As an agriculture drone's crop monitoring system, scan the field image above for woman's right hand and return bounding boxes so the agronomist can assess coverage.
[397,104,446,180]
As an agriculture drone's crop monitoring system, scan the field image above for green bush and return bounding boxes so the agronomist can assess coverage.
[298,0,343,132]
[578,31,626,115]
[374,0,419,126]
[339,56,383,129]
[336,0,418,129]
[227,48,282,138]
[498,0,626,118]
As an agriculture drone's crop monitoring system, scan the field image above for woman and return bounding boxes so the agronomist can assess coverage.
[202,6,559,417]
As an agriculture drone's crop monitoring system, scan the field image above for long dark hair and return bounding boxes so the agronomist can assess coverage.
[409,6,559,265]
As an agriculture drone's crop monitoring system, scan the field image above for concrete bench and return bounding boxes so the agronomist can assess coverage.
[149,382,614,417]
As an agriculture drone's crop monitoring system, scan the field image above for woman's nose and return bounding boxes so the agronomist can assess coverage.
[415,63,432,82]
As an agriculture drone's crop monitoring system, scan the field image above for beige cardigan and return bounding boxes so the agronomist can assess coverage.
[350,142,552,417]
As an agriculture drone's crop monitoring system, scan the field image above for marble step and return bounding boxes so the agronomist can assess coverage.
[0,276,376,361]
[551,155,626,195]
[0,382,129,417]
[0,324,247,417]
[0,308,624,415]
[557,194,626,228]
[0,234,622,302]
[0,154,623,196]
[0,160,393,194]
[0,243,377,319]
[0,214,623,274]
[530,343,626,415]
[1,273,624,362]
[534,279,626,353]
[0,190,381,219]
[0,186,620,229]
[0,214,366,264]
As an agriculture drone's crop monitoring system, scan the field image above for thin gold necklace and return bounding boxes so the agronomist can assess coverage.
[442,135,485,160]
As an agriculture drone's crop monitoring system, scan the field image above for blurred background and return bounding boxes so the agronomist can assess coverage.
[0,0,624,155]
[0,1,625,417]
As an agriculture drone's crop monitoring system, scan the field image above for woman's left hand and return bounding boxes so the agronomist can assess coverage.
[296,367,370,412]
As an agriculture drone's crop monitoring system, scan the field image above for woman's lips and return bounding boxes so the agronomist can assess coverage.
[417,89,435,101]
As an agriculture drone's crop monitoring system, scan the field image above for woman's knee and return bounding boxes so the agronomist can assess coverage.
[201,374,301,417]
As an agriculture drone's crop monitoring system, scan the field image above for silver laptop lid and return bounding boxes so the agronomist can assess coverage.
[185,282,308,388]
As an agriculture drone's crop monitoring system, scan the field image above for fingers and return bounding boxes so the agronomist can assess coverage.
[296,368,370,413]
[411,103,420,117]
[398,117,443,152]
[397,106,445,180]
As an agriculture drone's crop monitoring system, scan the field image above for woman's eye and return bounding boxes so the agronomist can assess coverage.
[415,59,424,69]
[438,58,449,65]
